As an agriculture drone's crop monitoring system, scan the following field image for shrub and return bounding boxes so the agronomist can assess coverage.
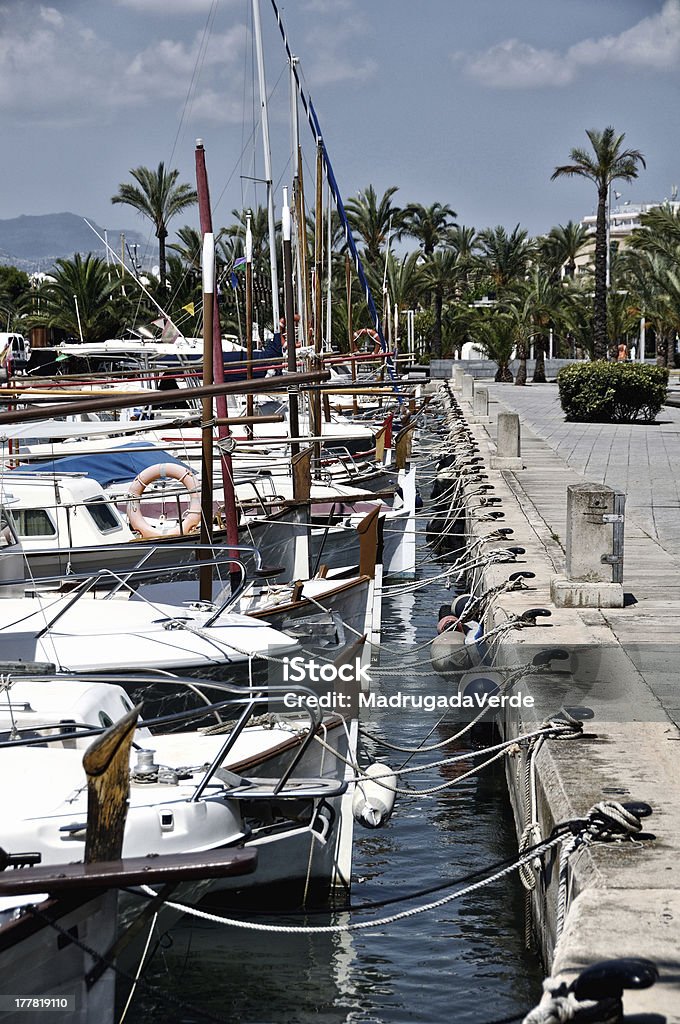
[557,361,668,423]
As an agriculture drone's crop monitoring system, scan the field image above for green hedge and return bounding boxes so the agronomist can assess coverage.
[557,361,669,423]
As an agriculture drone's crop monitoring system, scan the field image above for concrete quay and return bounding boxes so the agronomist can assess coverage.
[438,383,680,1022]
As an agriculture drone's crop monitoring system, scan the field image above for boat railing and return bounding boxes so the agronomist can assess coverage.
[4,543,275,629]
[0,671,326,799]
[317,446,361,478]
[233,473,286,518]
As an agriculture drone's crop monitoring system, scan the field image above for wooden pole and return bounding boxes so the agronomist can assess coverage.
[0,370,331,425]
[346,252,358,415]
[297,147,314,345]
[83,704,141,863]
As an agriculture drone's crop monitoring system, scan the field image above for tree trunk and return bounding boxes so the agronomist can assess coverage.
[657,330,669,368]
[495,361,514,383]
[593,185,608,360]
[532,336,546,383]
[431,291,443,359]
[515,342,527,385]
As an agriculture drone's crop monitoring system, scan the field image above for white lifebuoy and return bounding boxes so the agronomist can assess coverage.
[352,328,382,355]
[127,463,201,539]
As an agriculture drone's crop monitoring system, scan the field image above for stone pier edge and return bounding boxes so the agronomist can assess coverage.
[439,388,680,1023]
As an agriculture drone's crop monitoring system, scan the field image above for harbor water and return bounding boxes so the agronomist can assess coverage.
[129,444,542,1024]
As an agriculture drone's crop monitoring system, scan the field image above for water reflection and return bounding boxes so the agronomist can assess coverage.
[128,441,541,1023]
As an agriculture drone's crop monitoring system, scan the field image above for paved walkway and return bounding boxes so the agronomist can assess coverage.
[483,383,680,557]
[480,382,680,726]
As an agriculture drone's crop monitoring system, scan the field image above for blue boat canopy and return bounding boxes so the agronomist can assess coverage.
[12,442,193,488]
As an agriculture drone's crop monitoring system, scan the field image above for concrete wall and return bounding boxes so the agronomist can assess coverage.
[430,358,579,380]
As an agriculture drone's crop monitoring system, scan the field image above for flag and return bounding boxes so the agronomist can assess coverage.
[233,256,246,270]
[151,317,165,328]
[161,321,180,343]
[230,272,239,289]
[182,302,195,316]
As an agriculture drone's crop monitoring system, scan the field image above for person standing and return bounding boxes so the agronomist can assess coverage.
[617,341,628,361]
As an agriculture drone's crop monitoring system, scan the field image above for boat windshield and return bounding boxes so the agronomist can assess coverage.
[84,497,123,534]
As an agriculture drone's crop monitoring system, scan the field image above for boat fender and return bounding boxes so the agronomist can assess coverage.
[430,630,471,674]
[452,594,474,619]
[459,673,501,703]
[436,614,463,635]
[463,620,483,645]
[352,763,397,829]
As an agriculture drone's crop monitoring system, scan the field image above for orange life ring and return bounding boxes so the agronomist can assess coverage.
[352,328,382,355]
[127,463,201,539]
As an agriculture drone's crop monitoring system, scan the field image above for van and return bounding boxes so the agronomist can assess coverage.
[0,332,30,372]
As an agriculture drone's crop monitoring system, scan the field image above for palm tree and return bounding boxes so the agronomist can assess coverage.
[628,206,680,365]
[378,252,423,349]
[475,312,515,382]
[28,254,121,343]
[539,221,590,281]
[629,203,680,262]
[169,225,205,272]
[519,270,567,383]
[551,127,646,359]
[505,294,534,386]
[419,249,460,358]
[404,202,457,256]
[476,225,534,294]
[345,185,405,265]
[0,266,32,332]
[111,163,198,290]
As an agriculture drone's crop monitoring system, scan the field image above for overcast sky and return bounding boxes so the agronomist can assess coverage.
[1,0,678,257]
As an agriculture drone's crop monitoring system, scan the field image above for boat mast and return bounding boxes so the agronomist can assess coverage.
[245,212,254,437]
[252,0,281,345]
[199,232,215,600]
[281,187,300,457]
[194,141,240,569]
[289,55,308,349]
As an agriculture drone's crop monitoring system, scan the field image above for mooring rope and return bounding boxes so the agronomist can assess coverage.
[136,800,645,936]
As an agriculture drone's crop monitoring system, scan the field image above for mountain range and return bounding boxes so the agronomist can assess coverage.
[0,213,150,271]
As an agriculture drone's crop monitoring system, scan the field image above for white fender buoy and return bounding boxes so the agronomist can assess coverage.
[430,629,472,674]
[352,763,397,829]
[463,620,482,645]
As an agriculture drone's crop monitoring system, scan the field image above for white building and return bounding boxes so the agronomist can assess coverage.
[575,198,680,273]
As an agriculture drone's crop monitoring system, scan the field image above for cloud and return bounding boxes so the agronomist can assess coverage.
[40,6,64,27]
[114,0,229,12]
[124,24,247,113]
[301,0,355,12]
[461,40,574,89]
[0,4,249,125]
[300,5,377,88]
[457,0,680,89]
